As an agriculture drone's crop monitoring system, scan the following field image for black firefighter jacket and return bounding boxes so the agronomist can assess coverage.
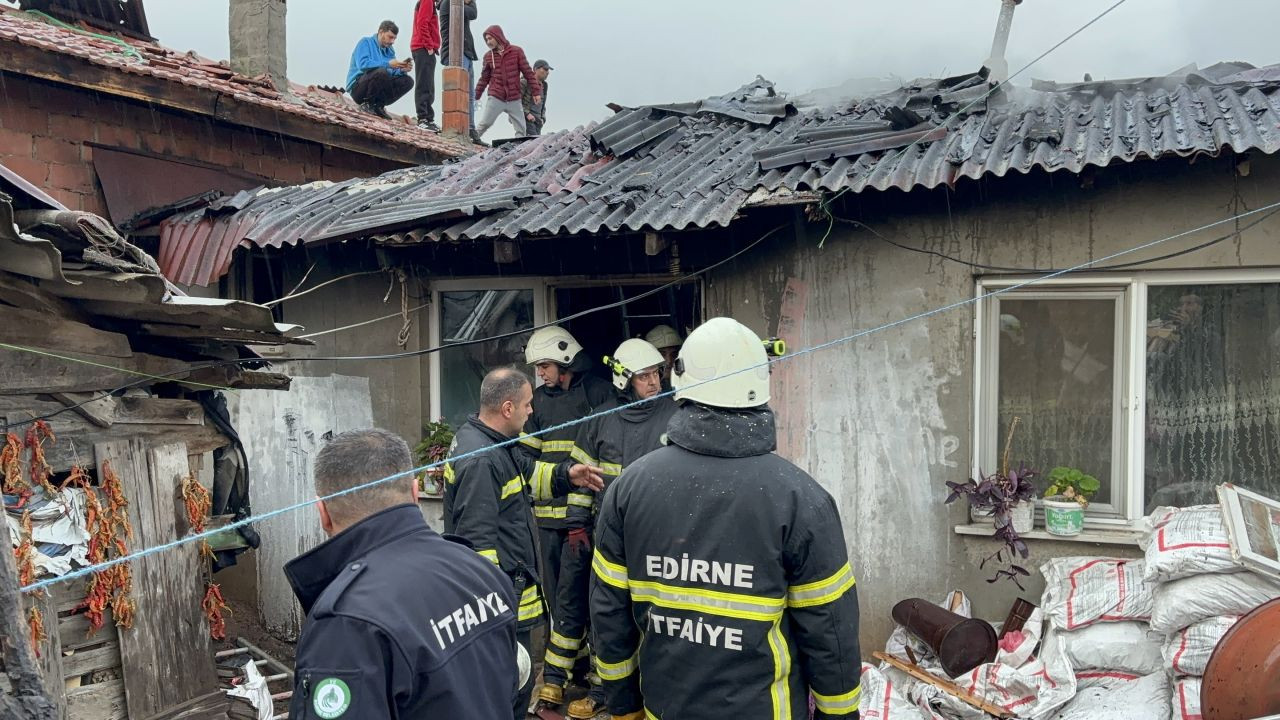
[520,367,613,531]
[590,404,863,720]
[285,504,518,719]
[445,415,578,629]
[583,391,678,487]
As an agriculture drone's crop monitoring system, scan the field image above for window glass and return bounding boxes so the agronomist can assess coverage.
[439,290,535,429]
[997,298,1116,504]
[1144,284,1280,511]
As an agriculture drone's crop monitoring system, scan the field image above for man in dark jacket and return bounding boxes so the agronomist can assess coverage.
[474,25,540,138]
[591,318,863,720]
[437,0,479,139]
[286,429,521,719]
[346,20,413,118]
[521,59,552,136]
[445,367,603,718]
[538,338,676,719]
[410,1,441,130]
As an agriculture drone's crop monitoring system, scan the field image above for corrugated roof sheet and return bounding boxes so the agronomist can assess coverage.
[0,7,471,159]
[156,64,1280,286]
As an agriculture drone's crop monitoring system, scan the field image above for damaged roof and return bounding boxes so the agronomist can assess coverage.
[0,7,471,161]
[155,62,1280,286]
[0,161,303,390]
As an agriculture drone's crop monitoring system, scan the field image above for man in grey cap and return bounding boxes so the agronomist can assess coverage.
[521,59,552,135]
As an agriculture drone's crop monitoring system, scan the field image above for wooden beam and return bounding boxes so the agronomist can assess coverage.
[644,231,669,256]
[138,323,316,346]
[0,305,134,358]
[51,391,115,428]
[873,652,1015,719]
[0,45,451,165]
[0,348,196,395]
[0,509,58,719]
[0,273,86,319]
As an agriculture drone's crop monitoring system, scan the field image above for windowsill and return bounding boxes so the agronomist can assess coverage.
[953,522,1143,546]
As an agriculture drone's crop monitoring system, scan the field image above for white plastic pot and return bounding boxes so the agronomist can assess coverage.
[1044,496,1085,536]
[1010,500,1034,534]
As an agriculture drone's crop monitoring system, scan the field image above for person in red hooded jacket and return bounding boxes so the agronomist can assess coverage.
[410,0,441,131]
[474,25,540,138]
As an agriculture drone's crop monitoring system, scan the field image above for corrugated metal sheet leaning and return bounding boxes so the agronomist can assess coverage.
[155,62,1280,286]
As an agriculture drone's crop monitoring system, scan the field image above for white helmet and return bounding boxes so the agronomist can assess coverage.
[609,339,665,391]
[644,324,683,350]
[525,326,582,366]
[672,317,770,408]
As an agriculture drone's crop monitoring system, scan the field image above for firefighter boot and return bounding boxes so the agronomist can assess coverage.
[567,696,605,719]
[537,683,565,706]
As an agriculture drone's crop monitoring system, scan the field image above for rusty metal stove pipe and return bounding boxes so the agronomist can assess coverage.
[891,598,999,678]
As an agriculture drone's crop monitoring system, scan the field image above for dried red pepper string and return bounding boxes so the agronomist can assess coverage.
[202,582,230,640]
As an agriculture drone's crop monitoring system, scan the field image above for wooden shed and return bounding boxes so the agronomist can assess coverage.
[0,168,299,719]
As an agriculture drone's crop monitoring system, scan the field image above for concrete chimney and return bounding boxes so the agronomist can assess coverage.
[983,0,1022,84]
[229,0,288,91]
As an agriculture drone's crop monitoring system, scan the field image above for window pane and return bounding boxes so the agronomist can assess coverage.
[997,299,1116,504]
[1145,284,1280,511]
[439,290,535,429]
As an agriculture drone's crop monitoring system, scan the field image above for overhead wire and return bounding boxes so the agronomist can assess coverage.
[20,197,1280,595]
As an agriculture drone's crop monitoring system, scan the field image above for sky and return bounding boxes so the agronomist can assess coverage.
[101,1,1280,133]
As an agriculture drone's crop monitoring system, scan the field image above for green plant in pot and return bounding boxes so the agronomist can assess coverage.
[1042,466,1099,536]
[413,419,455,498]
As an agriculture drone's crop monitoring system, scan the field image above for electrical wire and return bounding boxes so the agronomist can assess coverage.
[19,197,1280,595]
[0,222,789,430]
[296,303,431,339]
[839,205,1280,273]
[262,269,384,308]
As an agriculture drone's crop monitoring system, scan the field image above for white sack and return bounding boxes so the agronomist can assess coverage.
[1052,672,1171,720]
[936,621,1076,720]
[1141,505,1241,583]
[1054,621,1164,675]
[1150,571,1280,634]
[5,488,90,578]
[857,663,939,720]
[226,659,274,720]
[1171,676,1201,720]
[1161,615,1238,677]
[1042,557,1155,631]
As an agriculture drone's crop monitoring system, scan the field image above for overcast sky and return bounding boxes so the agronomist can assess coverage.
[132,1,1280,134]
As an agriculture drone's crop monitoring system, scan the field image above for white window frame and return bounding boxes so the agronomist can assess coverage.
[427,277,548,424]
[973,268,1280,528]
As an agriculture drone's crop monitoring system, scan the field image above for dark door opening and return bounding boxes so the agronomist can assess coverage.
[553,281,701,383]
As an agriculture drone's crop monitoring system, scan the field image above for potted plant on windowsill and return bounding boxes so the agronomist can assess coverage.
[414,419,455,499]
[945,417,1038,588]
[1042,466,1099,537]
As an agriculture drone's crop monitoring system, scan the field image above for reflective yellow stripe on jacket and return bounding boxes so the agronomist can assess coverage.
[518,584,543,622]
[786,563,856,608]
[595,651,638,681]
[811,686,861,716]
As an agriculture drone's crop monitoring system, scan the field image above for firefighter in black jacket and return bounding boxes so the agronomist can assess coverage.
[444,367,603,718]
[286,429,524,720]
[542,339,678,718]
[519,326,612,705]
[591,318,863,720]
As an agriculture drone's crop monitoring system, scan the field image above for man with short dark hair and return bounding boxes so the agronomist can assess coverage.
[410,1,441,130]
[346,20,414,118]
[521,59,552,136]
[286,429,522,718]
[445,367,604,719]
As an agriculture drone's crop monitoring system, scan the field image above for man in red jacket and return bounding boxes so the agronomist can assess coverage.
[474,25,540,138]
[410,0,441,131]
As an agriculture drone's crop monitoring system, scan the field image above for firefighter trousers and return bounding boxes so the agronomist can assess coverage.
[539,526,593,686]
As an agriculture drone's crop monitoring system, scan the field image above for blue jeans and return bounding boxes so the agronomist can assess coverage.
[462,56,476,130]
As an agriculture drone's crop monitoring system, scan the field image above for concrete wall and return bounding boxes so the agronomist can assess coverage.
[0,74,402,214]
[705,152,1280,649]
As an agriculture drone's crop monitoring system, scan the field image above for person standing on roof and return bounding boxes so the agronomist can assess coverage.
[444,368,604,719]
[286,429,524,718]
[474,25,541,138]
[346,20,414,119]
[410,0,441,131]
[644,324,683,389]
[521,59,552,136]
[437,0,481,143]
[538,338,677,720]
[591,318,863,720]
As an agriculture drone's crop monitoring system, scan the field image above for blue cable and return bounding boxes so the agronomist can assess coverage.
[20,197,1280,595]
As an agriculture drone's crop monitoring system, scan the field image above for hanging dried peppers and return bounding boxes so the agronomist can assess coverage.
[77,461,136,635]
[183,474,228,639]
[2,431,26,496]
[24,420,57,497]
[201,583,230,641]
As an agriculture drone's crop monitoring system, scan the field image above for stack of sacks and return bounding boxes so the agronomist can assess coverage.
[1141,505,1280,720]
[1041,556,1171,720]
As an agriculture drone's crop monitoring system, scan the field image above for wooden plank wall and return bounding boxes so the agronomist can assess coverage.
[94,440,215,719]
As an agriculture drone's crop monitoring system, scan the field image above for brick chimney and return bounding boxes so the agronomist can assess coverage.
[229,0,288,91]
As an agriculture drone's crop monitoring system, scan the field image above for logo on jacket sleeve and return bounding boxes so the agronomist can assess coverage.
[313,678,352,718]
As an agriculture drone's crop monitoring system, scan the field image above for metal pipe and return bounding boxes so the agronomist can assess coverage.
[236,636,295,681]
[449,0,464,67]
[984,0,1021,83]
